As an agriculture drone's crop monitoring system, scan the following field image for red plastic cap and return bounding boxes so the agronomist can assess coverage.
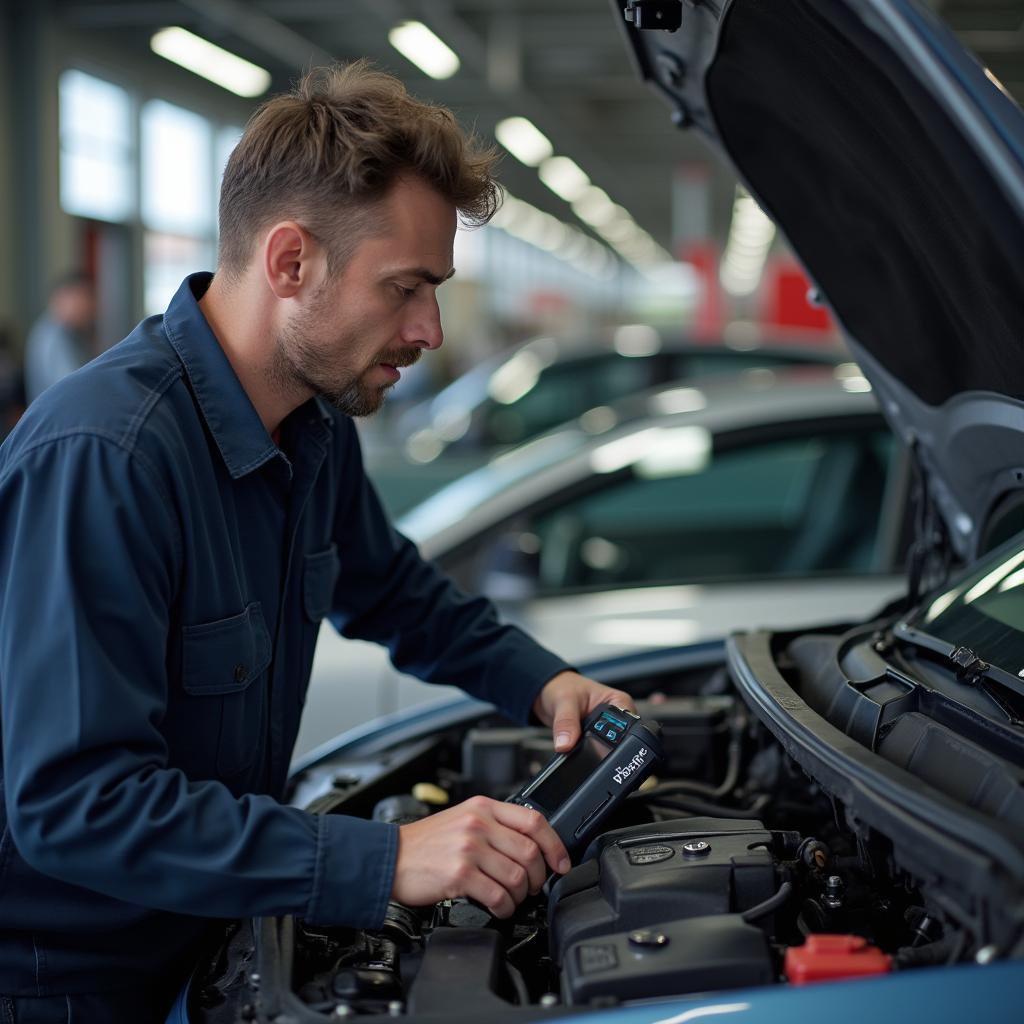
[784,934,892,985]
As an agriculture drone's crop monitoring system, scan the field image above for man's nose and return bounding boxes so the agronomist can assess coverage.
[402,292,444,351]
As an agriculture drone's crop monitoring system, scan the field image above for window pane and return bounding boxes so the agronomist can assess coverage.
[59,70,133,222]
[144,233,213,315]
[216,125,243,189]
[482,357,651,446]
[141,100,213,235]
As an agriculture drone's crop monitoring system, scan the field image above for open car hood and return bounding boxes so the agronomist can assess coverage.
[616,0,1024,563]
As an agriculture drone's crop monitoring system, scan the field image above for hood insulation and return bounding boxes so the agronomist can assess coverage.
[705,0,1024,408]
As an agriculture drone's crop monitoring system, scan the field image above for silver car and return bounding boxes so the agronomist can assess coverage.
[296,367,908,757]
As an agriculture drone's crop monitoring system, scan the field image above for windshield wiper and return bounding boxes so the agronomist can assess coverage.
[948,646,1024,727]
[893,624,1024,728]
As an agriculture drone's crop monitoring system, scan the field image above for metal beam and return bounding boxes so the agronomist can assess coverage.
[177,0,335,69]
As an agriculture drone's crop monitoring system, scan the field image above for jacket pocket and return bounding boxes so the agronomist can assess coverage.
[181,603,272,777]
[303,544,340,623]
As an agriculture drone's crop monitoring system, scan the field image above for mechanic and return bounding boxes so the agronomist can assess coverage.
[0,63,633,1023]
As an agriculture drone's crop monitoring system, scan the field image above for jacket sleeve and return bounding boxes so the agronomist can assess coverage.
[0,434,395,928]
[327,424,573,726]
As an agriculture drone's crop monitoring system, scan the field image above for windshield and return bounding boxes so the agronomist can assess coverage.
[911,532,1024,677]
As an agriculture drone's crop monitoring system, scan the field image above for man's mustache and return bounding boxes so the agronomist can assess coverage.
[377,348,422,369]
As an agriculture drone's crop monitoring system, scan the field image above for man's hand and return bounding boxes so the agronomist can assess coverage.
[391,796,571,917]
[533,670,637,753]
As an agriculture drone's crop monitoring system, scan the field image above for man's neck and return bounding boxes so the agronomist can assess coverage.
[198,272,309,435]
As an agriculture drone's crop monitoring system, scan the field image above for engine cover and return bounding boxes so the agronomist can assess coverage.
[560,914,774,1004]
[548,817,776,961]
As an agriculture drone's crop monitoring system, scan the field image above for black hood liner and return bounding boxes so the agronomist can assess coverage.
[706,0,1024,408]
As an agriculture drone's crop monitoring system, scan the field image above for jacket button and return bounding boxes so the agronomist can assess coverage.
[233,664,248,683]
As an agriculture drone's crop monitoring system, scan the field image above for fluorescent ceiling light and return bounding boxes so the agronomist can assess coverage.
[533,213,567,251]
[490,190,623,280]
[596,216,638,244]
[388,21,460,80]
[556,229,590,262]
[539,156,590,202]
[571,186,618,227]
[151,27,271,98]
[495,116,553,167]
[720,188,776,296]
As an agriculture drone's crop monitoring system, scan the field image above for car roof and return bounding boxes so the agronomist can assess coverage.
[400,329,845,425]
[401,366,881,556]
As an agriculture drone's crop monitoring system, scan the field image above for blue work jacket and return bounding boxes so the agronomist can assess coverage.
[0,274,569,997]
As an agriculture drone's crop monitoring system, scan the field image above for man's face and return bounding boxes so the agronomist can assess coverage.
[274,176,457,417]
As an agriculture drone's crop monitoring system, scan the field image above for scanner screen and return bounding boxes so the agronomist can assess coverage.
[524,735,611,812]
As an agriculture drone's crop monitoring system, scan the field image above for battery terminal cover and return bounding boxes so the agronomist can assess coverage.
[784,934,892,985]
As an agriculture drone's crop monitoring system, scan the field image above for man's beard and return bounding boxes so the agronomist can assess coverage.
[271,311,420,418]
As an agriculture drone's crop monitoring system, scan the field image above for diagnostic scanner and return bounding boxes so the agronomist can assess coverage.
[509,704,662,857]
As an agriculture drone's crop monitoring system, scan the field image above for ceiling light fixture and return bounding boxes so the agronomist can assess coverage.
[150,27,271,98]
[720,187,776,296]
[491,190,620,280]
[538,156,591,202]
[495,116,553,167]
[596,217,638,244]
[571,186,619,227]
[388,21,460,80]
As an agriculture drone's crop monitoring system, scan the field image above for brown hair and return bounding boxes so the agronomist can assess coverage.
[217,61,500,276]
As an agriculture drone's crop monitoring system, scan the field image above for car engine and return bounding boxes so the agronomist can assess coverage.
[188,646,1009,1022]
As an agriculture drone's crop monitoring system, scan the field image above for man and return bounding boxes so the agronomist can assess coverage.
[0,63,632,1022]
[23,270,96,403]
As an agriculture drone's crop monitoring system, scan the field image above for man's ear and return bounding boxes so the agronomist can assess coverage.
[263,221,321,299]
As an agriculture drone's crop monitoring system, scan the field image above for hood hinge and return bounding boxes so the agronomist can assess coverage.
[624,1,684,31]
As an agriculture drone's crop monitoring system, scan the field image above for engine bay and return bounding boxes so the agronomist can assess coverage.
[188,635,1023,1022]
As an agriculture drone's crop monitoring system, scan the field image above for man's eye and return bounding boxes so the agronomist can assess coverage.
[395,284,416,299]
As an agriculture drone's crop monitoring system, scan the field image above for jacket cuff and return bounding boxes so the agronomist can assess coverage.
[507,649,575,726]
[305,814,399,928]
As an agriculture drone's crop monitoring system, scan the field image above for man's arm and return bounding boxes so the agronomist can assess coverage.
[0,434,393,927]
[316,426,639,911]
[326,424,587,725]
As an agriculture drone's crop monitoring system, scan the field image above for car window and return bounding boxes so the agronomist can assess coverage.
[451,425,896,595]
[480,355,652,446]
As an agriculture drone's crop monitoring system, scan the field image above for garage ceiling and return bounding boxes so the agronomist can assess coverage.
[57,0,1024,255]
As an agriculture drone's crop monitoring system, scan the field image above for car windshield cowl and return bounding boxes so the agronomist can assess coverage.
[900,533,1024,713]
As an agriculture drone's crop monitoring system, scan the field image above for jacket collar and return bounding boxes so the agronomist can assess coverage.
[162,273,332,479]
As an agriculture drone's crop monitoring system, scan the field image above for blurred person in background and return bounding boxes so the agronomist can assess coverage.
[0,62,628,1022]
[24,270,96,403]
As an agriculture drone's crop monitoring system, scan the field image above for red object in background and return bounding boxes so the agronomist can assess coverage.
[760,257,834,334]
[527,290,571,317]
[784,934,892,985]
